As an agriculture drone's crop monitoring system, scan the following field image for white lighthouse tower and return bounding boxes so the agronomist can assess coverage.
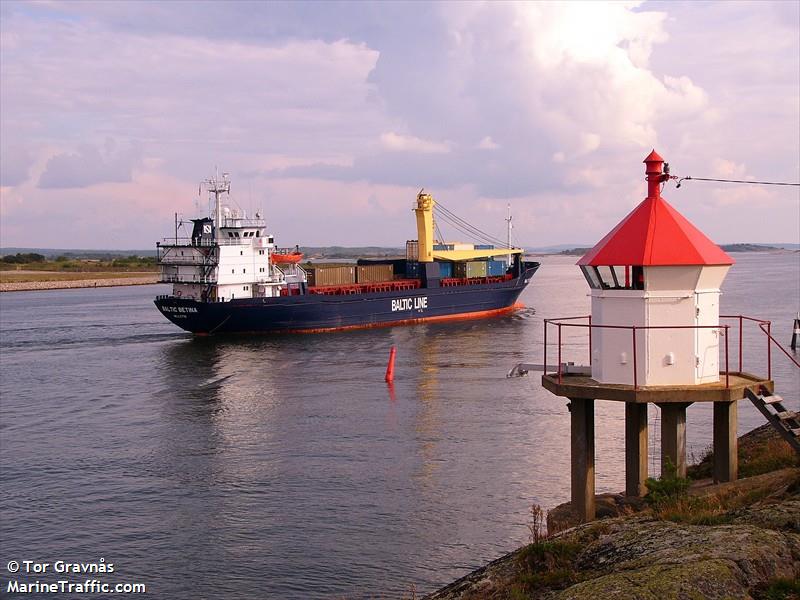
[577,150,734,386]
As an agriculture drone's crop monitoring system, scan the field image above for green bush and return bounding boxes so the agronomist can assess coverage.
[645,458,691,507]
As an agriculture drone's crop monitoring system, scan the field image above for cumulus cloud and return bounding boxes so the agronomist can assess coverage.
[0,0,797,249]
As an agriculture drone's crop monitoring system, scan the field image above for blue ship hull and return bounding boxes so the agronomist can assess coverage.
[155,265,539,334]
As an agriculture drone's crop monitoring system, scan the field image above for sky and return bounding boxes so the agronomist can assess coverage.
[1,0,798,250]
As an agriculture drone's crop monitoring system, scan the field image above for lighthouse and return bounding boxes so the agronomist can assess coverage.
[538,150,781,524]
[578,150,734,386]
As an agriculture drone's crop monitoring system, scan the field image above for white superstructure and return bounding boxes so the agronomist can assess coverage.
[156,174,306,302]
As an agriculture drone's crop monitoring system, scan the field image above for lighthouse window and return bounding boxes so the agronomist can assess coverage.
[632,266,645,290]
[582,265,645,290]
[581,266,602,289]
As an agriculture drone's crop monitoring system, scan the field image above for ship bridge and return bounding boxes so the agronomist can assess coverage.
[156,174,305,302]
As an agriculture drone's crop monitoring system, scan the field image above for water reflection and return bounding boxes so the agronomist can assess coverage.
[1,255,797,599]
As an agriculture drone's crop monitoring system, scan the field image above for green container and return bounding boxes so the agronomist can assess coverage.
[454,260,488,279]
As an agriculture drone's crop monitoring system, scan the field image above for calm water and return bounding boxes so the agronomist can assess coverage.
[1,253,798,598]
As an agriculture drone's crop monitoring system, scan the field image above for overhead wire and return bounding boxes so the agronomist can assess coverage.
[675,176,800,188]
[435,209,506,247]
[433,200,509,247]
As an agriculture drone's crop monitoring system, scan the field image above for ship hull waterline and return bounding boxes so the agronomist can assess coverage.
[155,266,537,334]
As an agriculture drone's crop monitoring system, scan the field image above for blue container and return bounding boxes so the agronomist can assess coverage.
[487,260,507,276]
[433,244,455,251]
[405,261,420,278]
[474,244,495,250]
[436,261,453,278]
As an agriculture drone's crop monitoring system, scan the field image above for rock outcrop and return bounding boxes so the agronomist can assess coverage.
[425,471,800,600]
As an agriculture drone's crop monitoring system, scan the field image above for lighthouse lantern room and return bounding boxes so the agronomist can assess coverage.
[577,150,734,386]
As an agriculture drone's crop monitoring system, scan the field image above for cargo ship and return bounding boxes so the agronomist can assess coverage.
[154,174,539,334]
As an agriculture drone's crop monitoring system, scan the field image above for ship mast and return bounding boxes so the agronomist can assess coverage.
[505,203,513,264]
[203,171,230,242]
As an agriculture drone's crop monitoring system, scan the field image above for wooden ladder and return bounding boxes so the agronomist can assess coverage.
[745,388,800,454]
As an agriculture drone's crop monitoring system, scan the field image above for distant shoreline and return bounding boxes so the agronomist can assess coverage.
[0,276,160,293]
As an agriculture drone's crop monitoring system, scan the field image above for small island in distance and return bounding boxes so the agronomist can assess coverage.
[557,243,794,256]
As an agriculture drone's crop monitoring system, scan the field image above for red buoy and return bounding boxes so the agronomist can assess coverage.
[385,346,396,382]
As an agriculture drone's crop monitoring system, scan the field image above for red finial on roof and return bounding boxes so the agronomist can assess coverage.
[644,149,665,198]
[577,150,734,267]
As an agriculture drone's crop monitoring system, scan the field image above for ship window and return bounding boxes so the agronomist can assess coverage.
[228,232,234,238]
[240,251,243,256]
[268,236,274,243]
[243,268,246,273]
[231,269,235,274]
[235,232,240,238]
[256,231,260,237]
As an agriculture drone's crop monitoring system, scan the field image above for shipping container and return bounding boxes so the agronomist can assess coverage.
[474,244,495,250]
[454,260,488,279]
[433,244,455,251]
[406,240,419,261]
[358,257,408,276]
[405,261,420,278]
[436,261,453,278]
[487,260,507,276]
[356,264,394,284]
[452,243,474,251]
[306,266,356,287]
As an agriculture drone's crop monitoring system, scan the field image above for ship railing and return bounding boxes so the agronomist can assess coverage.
[157,257,209,266]
[157,237,251,247]
[159,275,216,284]
[271,265,287,283]
[220,217,266,228]
[281,263,307,284]
[543,314,799,390]
[157,251,216,266]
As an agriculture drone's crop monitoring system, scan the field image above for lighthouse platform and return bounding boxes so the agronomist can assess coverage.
[542,371,772,404]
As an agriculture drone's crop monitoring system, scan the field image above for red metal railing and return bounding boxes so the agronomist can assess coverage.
[544,314,799,390]
[719,314,800,379]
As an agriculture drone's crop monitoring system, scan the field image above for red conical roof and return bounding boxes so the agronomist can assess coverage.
[578,151,734,267]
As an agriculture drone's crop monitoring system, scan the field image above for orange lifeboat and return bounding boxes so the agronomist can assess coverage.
[271,248,304,264]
